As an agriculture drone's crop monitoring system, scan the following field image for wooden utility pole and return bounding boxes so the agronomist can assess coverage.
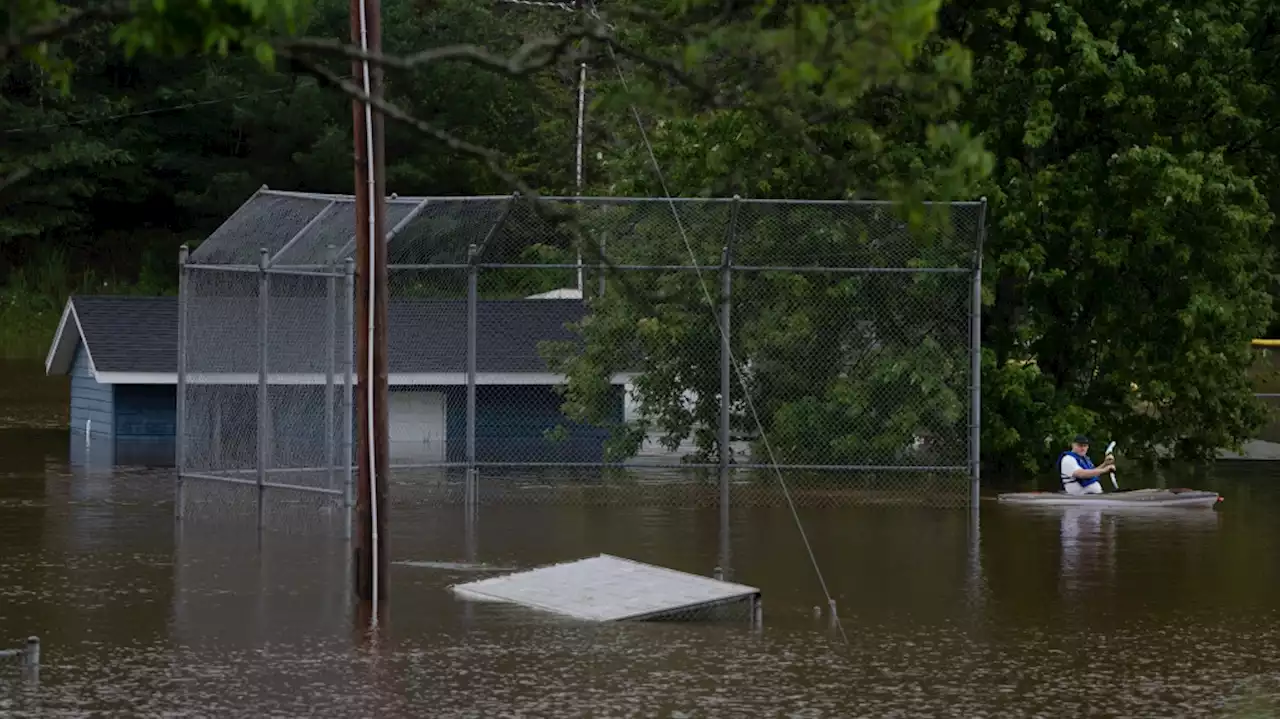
[351,0,389,605]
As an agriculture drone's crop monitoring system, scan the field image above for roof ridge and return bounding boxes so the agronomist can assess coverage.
[72,293,176,300]
[70,295,586,304]
[55,293,592,377]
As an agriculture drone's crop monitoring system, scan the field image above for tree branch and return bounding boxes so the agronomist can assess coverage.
[0,1,132,64]
[285,52,542,200]
[278,26,730,110]
[0,166,33,194]
[277,27,603,77]
[283,50,663,309]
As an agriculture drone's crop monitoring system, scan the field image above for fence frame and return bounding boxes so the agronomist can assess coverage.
[176,192,988,528]
[177,240,356,537]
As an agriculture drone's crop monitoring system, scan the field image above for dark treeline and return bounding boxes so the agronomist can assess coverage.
[1,0,577,284]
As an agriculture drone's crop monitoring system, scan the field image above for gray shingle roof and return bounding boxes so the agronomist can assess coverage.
[69,295,589,375]
[74,296,179,373]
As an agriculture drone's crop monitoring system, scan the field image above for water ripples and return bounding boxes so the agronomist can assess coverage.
[1,464,1279,716]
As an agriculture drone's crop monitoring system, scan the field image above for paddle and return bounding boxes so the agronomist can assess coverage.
[1104,440,1118,490]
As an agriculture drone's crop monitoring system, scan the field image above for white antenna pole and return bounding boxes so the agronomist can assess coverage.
[496,0,587,294]
[574,59,587,294]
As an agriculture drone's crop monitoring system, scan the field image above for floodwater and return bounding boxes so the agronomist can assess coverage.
[2,361,1280,717]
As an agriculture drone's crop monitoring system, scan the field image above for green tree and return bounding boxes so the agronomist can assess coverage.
[545,0,1279,476]
[540,0,993,465]
[958,0,1278,474]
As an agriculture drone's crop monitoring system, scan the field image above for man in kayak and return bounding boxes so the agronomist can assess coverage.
[1059,434,1115,495]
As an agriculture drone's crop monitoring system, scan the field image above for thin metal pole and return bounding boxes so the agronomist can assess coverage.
[175,244,189,520]
[326,245,338,494]
[970,198,987,511]
[466,243,479,507]
[598,229,607,298]
[257,248,270,529]
[343,258,356,540]
[967,486,982,614]
[574,59,587,294]
[21,635,39,685]
[718,196,740,580]
[457,202,512,510]
[23,636,39,668]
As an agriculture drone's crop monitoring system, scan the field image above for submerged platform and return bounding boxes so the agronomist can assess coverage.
[449,554,761,622]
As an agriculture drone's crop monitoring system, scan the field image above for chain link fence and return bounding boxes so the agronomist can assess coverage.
[178,190,985,532]
[178,200,354,533]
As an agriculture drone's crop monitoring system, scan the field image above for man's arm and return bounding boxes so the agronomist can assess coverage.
[1073,461,1115,479]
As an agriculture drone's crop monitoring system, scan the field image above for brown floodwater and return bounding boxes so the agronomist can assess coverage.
[2,360,1279,717]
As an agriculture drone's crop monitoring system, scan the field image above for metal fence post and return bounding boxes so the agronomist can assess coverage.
[20,635,39,685]
[21,637,39,668]
[718,195,740,580]
[343,257,356,540]
[175,244,189,520]
[462,238,482,616]
[466,243,479,508]
[326,244,338,495]
[970,198,988,512]
[257,248,270,528]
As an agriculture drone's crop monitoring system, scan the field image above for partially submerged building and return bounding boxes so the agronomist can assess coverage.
[45,294,627,466]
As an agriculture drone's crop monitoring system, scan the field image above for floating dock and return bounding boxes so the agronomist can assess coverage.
[449,554,762,622]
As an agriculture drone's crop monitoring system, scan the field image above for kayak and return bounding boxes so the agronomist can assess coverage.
[997,487,1222,508]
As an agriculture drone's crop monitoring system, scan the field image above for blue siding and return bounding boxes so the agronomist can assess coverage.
[68,376,622,467]
[69,344,113,438]
[114,385,177,439]
[440,385,624,463]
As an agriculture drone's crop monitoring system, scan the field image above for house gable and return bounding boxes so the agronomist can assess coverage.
[69,343,113,438]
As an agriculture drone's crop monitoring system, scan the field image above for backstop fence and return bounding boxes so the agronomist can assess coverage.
[177,189,986,531]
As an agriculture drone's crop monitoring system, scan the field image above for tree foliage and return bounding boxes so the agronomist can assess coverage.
[956,0,1279,473]
[541,0,992,465]
[548,0,1278,474]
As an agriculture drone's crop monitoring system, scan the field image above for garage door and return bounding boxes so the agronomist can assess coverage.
[388,391,447,464]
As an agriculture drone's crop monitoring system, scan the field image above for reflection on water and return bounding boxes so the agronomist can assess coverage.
[1,359,1279,716]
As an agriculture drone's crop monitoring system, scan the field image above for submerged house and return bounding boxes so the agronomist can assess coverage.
[45,294,628,467]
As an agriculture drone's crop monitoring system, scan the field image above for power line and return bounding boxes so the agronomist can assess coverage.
[3,84,297,134]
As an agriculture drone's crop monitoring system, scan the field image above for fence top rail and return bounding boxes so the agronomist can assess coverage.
[255,187,987,208]
[188,262,975,274]
[189,188,987,269]
[185,262,972,272]
[380,263,974,273]
[186,263,346,275]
